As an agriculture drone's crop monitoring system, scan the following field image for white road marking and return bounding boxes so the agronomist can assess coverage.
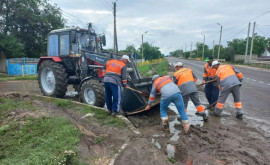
[267,83,270,86]
[251,79,256,82]
[259,81,264,84]
[245,77,250,79]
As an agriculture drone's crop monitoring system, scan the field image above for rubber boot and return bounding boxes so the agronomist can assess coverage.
[182,122,190,134]
[162,120,169,131]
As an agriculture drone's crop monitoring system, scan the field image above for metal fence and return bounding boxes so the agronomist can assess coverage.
[6,58,38,76]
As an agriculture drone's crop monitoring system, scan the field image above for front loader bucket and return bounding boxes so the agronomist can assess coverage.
[121,78,160,114]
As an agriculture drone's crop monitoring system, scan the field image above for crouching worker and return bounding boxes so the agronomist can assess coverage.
[173,62,208,121]
[144,75,190,133]
[211,61,244,119]
[103,55,130,116]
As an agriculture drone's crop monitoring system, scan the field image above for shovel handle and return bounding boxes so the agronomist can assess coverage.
[197,79,216,86]
[125,86,143,94]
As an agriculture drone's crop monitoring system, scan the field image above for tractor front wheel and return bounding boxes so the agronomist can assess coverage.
[80,79,105,107]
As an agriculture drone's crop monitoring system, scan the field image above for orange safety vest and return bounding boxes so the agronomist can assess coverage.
[174,68,196,86]
[153,76,173,92]
[216,65,242,81]
[203,63,216,79]
[105,59,126,75]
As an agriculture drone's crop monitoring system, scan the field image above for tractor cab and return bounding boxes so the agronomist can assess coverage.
[47,24,106,57]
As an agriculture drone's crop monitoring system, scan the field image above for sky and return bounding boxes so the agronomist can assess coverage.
[50,0,270,55]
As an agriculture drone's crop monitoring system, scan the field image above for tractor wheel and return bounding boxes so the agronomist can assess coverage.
[80,79,105,107]
[38,60,68,97]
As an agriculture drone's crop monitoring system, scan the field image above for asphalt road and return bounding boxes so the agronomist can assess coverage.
[167,57,270,123]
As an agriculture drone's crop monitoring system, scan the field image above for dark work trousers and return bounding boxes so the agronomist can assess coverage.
[104,82,122,112]
[204,82,219,106]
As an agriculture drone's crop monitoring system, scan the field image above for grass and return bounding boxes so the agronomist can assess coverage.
[0,75,37,81]
[0,96,36,118]
[0,117,80,165]
[80,106,125,127]
[94,136,106,144]
[54,99,72,108]
[138,64,153,77]
[138,58,169,77]
[168,157,176,163]
[155,59,168,76]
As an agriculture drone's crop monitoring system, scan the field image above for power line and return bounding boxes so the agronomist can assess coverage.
[257,24,270,27]
[60,9,87,24]
[93,15,112,23]
[223,10,270,31]
[256,26,269,37]
[221,26,248,43]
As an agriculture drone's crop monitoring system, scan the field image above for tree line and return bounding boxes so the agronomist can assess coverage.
[0,0,65,58]
[170,34,270,62]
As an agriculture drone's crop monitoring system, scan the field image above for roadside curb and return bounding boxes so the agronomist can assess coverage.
[35,95,142,135]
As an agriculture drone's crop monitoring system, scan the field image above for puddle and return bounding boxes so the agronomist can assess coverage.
[169,101,204,127]
[151,138,162,149]
[167,144,175,158]
[169,117,181,142]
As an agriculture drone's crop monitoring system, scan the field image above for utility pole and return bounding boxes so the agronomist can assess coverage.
[244,22,251,64]
[244,22,250,64]
[141,34,144,63]
[113,2,118,54]
[185,43,187,52]
[141,31,148,63]
[202,34,205,60]
[249,22,256,64]
[217,23,223,60]
[190,42,193,57]
[212,40,215,56]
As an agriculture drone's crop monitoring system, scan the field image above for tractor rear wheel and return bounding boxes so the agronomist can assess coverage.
[80,79,105,107]
[38,60,68,97]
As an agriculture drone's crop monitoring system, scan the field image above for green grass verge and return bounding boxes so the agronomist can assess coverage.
[43,97,125,128]
[138,64,153,77]
[0,75,37,81]
[80,106,125,127]
[0,96,36,118]
[0,117,80,165]
[155,59,168,76]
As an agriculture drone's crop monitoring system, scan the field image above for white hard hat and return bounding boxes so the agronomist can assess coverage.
[122,55,130,62]
[174,62,183,68]
[152,74,160,81]
[211,60,220,67]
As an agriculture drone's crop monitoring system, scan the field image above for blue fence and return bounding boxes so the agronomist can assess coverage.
[6,58,39,76]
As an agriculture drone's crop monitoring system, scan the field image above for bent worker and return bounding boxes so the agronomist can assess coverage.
[144,75,190,133]
[202,56,219,109]
[173,62,208,120]
[211,61,244,119]
[103,55,130,116]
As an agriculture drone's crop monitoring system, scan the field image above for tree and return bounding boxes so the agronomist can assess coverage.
[139,42,163,60]
[0,0,65,58]
[0,33,25,58]
[170,49,183,57]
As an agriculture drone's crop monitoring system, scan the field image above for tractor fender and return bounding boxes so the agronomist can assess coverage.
[78,76,95,92]
[37,57,63,71]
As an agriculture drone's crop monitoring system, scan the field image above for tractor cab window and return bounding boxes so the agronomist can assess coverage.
[60,35,69,56]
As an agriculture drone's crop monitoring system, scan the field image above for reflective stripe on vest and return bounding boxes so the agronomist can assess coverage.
[106,59,126,75]
[174,68,194,86]
[204,63,216,78]
[153,76,173,92]
[216,65,236,81]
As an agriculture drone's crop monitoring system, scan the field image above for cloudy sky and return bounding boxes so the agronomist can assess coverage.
[50,0,270,55]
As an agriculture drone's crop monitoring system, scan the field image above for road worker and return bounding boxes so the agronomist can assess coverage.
[173,62,208,120]
[201,56,219,109]
[211,61,243,119]
[144,75,190,133]
[103,55,130,116]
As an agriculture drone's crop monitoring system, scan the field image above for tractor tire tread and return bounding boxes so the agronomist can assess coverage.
[38,60,68,98]
[80,79,105,107]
